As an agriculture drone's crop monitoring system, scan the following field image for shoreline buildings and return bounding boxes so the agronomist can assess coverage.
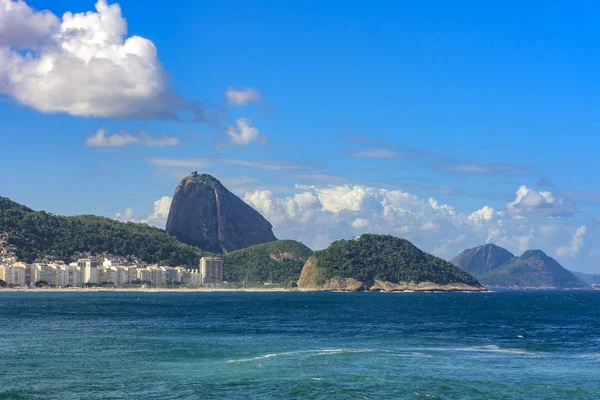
[200,257,223,288]
[1,233,225,288]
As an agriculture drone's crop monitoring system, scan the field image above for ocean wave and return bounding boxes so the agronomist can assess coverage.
[577,353,600,359]
[455,345,533,355]
[227,348,373,363]
[397,345,536,356]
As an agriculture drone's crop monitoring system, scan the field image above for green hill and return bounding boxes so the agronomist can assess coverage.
[222,240,313,287]
[481,250,588,289]
[0,197,206,266]
[297,234,484,291]
[450,244,516,277]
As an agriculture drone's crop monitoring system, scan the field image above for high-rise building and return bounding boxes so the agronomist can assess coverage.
[79,259,98,284]
[200,257,223,287]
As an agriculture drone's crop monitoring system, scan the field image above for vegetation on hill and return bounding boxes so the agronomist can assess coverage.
[222,240,313,286]
[573,271,600,286]
[481,250,587,289]
[450,244,515,277]
[0,197,206,266]
[299,234,481,288]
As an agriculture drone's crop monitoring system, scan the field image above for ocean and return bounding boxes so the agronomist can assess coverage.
[0,291,599,399]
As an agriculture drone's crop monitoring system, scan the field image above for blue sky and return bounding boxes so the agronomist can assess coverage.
[1,0,599,271]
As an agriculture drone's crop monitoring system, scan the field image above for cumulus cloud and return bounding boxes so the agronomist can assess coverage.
[469,206,495,223]
[113,207,137,222]
[144,196,172,227]
[0,0,59,48]
[243,184,462,250]
[226,87,262,106]
[0,0,207,119]
[556,226,586,257]
[226,118,261,145]
[114,182,598,270]
[113,196,172,228]
[85,128,178,147]
[506,185,574,218]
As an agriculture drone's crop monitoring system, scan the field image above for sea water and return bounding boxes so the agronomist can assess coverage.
[0,291,599,399]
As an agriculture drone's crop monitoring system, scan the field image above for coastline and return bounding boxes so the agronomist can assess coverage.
[0,285,489,293]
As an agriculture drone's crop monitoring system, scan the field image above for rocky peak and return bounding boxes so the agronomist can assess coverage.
[165,173,277,253]
[450,243,515,277]
[520,250,548,259]
[181,172,221,187]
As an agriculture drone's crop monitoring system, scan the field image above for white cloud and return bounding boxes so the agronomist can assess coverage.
[226,118,261,145]
[85,129,138,147]
[428,198,456,216]
[0,0,59,48]
[556,226,586,257]
[144,196,172,227]
[226,87,262,106]
[506,185,573,218]
[243,184,462,250]
[469,206,495,223]
[240,183,599,271]
[111,182,599,272]
[85,129,179,148]
[113,207,137,222]
[0,0,203,119]
[113,196,172,228]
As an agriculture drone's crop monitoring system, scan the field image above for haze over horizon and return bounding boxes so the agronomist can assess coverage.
[2,0,599,272]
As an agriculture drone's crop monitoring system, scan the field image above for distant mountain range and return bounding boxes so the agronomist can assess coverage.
[450,244,588,289]
[572,271,600,286]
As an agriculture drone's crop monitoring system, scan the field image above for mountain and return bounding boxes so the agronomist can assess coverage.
[166,172,277,253]
[222,240,313,287]
[480,250,588,289]
[573,271,600,286]
[297,234,485,291]
[0,197,205,266]
[450,244,516,277]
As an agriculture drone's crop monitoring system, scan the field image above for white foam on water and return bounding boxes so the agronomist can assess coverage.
[227,348,373,363]
[456,345,532,355]
[577,353,600,359]
[398,345,536,356]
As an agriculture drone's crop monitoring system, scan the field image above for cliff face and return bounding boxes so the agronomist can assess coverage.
[450,244,515,277]
[165,172,277,253]
[296,234,485,292]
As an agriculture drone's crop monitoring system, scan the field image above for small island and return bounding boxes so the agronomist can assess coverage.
[297,234,486,292]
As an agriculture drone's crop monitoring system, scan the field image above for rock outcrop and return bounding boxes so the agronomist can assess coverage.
[450,244,515,277]
[165,172,277,253]
[297,234,486,292]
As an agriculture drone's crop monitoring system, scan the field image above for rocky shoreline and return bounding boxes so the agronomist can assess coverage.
[298,278,486,292]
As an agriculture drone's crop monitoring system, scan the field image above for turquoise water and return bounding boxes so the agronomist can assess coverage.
[0,291,599,399]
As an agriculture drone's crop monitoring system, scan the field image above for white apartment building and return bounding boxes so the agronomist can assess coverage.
[0,263,26,286]
[79,259,98,284]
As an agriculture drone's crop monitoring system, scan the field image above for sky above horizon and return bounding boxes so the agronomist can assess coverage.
[2,0,600,272]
